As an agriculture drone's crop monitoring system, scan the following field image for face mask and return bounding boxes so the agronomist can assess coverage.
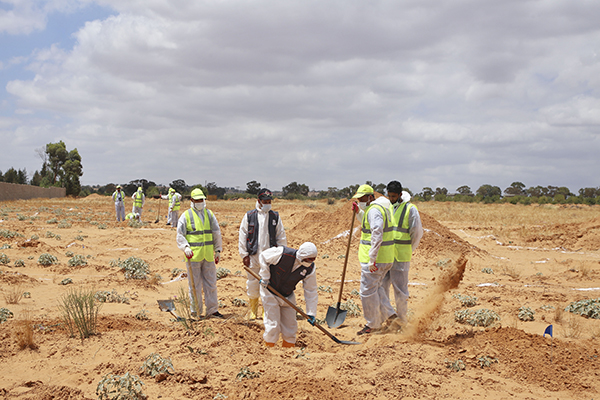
[358,202,367,211]
[192,201,205,210]
[261,204,272,212]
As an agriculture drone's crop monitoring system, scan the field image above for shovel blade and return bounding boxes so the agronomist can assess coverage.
[325,305,347,328]
[157,299,175,312]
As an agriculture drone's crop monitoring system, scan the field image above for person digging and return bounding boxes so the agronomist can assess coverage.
[258,242,318,348]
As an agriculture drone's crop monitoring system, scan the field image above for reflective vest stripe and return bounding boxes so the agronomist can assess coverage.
[392,202,416,262]
[185,208,215,262]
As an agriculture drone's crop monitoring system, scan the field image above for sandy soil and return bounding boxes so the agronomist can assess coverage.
[0,196,599,399]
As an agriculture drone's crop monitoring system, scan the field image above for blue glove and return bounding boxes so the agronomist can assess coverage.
[307,315,316,326]
[259,279,269,288]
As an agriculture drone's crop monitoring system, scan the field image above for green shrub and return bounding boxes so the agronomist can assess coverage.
[58,221,72,229]
[135,310,149,320]
[0,244,10,250]
[455,308,500,327]
[216,267,230,280]
[564,298,600,319]
[231,298,248,307]
[0,253,10,264]
[453,294,478,307]
[0,229,21,238]
[481,268,494,274]
[31,234,39,240]
[38,253,58,266]
[14,259,25,267]
[518,306,535,321]
[236,366,261,381]
[340,299,362,317]
[0,307,14,323]
[59,278,73,285]
[96,372,146,400]
[46,218,58,224]
[139,353,175,377]
[478,356,499,368]
[65,251,74,257]
[445,359,465,371]
[58,286,101,339]
[95,289,131,304]
[318,285,333,293]
[111,257,150,280]
[68,254,88,267]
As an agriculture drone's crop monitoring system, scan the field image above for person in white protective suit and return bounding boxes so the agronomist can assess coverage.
[258,242,318,348]
[382,181,423,328]
[161,188,182,228]
[131,187,145,220]
[111,185,126,222]
[352,184,396,335]
[176,188,224,319]
[238,188,287,319]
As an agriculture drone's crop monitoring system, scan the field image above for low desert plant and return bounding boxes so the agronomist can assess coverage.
[501,264,521,279]
[65,251,74,257]
[68,254,88,267]
[30,234,39,240]
[38,253,58,266]
[318,285,333,293]
[97,223,107,229]
[453,294,478,308]
[216,267,230,280]
[455,309,500,327]
[140,353,175,377]
[58,286,102,339]
[561,314,583,339]
[15,310,38,350]
[481,268,494,274]
[95,289,131,304]
[111,257,150,280]
[135,310,149,320]
[0,307,14,323]
[172,286,198,331]
[518,306,535,321]
[75,235,85,241]
[339,299,362,317]
[58,221,72,229]
[96,372,146,400]
[0,244,11,249]
[0,253,10,265]
[477,356,498,368]
[171,268,185,278]
[46,218,58,224]
[564,298,600,319]
[12,259,24,267]
[59,278,73,285]
[236,366,261,381]
[0,229,21,238]
[445,359,465,371]
[231,298,248,307]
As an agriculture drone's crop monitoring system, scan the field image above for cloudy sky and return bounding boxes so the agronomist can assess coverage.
[1,0,599,194]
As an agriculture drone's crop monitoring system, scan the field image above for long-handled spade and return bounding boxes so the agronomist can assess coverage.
[154,197,161,223]
[244,266,360,345]
[186,256,201,318]
[325,208,356,328]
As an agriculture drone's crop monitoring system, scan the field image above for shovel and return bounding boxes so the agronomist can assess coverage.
[157,299,183,321]
[326,208,356,328]
[243,266,360,345]
[154,197,161,223]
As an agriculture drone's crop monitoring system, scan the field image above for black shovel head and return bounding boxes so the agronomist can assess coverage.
[326,305,347,328]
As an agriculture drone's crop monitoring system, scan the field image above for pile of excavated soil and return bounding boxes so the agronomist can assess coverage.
[524,216,600,251]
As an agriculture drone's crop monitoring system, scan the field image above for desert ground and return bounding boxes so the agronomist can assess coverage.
[0,195,599,400]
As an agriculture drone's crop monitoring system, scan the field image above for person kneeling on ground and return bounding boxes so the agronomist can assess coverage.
[258,242,318,348]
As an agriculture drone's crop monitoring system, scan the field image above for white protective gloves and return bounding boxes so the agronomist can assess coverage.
[184,247,193,259]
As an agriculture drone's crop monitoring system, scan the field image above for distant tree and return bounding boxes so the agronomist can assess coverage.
[374,183,386,195]
[45,141,69,184]
[246,180,261,195]
[556,186,572,198]
[338,184,359,199]
[435,187,448,195]
[63,149,83,196]
[170,179,188,195]
[421,187,434,201]
[30,170,42,186]
[476,184,502,198]
[456,185,472,195]
[526,185,545,198]
[579,187,599,198]
[206,182,227,199]
[1,167,27,184]
[504,182,526,196]
[282,181,309,197]
[42,141,83,195]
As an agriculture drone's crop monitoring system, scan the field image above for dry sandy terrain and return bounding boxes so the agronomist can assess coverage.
[0,195,599,399]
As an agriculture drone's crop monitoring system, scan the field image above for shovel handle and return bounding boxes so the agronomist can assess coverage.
[336,208,356,305]
[243,266,344,344]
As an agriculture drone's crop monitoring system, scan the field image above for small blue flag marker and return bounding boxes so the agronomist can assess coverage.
[543,324,553,338]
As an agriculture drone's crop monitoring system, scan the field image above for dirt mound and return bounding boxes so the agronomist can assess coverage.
[525,216,600,251]
[1,381,94,400]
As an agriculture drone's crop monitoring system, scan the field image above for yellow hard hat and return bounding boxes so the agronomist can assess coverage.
[352,184,374,199]
[191,188,206,200]
[169,188,175,193]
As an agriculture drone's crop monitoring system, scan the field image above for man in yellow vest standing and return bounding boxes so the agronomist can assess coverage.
[112,185,126,222]
[131,186,145,221]
[176,188,224,318]
[238,188,287,320]
[167,188,182,228]
[352,184,396,335]
[383,181,423,326]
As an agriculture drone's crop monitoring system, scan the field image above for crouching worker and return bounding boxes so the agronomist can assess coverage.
[176,188,224,319]
[258,242,318,348]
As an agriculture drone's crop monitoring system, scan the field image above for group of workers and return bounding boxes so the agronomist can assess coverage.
[114,181,423,347]
[112,186,182,225]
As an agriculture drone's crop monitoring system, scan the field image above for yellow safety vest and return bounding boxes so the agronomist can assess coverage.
[358,203,395,264]
[184,208,215,262]
[112,191,125,203]
[133,191,144,207]
[392,202,417,262]
[171,194,181,211]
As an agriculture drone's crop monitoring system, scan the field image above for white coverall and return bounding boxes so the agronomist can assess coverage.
[176,204,223,316]
[132,191,145,219]
[238,201,287,299]
[259,243,318,345]
[161,193,182,228]
[356,196,395,330]
[382,191,423,323]
[112,190,126,222]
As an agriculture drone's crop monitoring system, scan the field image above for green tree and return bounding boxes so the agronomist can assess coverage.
[45,141,69,184]
[206,182,227,199]
[63,149,83,196]
[246,180,261,195]
[476,184,502,199]
[42,141,83,195]
[282,181,309,197]
[504,182,526,196]
[456,185,472,195]
[170,179,188,195]
[421,187,434,201]
[2,167,27,184]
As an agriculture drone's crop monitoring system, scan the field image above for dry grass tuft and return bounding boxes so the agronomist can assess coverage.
[501,264,521,279]
[15,310,38,350]
[553,304,564,323]
[3,285,24,304]
[561,314,583,339]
